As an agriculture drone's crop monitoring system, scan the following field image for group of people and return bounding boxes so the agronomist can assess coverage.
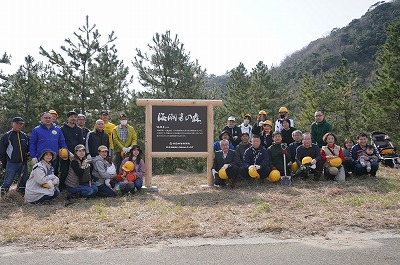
[0,110,145,204]
[0,107,383,201]
[212,108,380,187]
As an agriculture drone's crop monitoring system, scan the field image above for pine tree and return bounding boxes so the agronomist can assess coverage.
[364,18,400,146]
[39,16,118,114]
[0,52,11,81]
[249,61,278,119]
[223,62,250,118]
[295,73,320,132]
[88,44,132,112]
[133,30,206,99]
[0,55,52,131]
[324,59,359,139]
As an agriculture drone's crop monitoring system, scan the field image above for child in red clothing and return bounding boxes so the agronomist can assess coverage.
[114,161,139,195]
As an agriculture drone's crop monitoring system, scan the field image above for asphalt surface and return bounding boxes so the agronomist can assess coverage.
[1,232,399,264]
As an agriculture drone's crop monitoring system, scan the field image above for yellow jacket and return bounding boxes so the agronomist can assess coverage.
[103,122,116,149]
[112,125,137,152]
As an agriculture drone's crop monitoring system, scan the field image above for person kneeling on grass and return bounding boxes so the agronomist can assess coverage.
[91,145,117,197]
[212,139,238,187]
[350,133,379,177]
[65,144,98,199]
[25,149,60,204]
[114,161,140,195]
[119,144,145,192]
[295,133,323,181]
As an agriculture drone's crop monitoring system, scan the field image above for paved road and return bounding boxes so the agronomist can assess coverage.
[1,232,399,264]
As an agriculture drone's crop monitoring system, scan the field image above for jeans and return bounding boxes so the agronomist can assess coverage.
[1,161,28,191]
[65,183,98,197]
[97,184,116,197]
[353,162,379,176]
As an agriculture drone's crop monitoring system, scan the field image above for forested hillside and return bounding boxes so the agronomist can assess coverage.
[272,0,399,90]
[212,0,400,146]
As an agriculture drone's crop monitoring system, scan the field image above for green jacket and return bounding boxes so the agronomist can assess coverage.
[267,143,290,176]
[112,125,138,152]
[310,119,332,147]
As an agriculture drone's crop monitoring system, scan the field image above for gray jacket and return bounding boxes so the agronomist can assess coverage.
[91,155,115,186]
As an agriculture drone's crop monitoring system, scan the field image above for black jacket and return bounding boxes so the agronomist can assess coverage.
[61,123,84,153]
[221,126,242,147]
[86,130,110,157]
[212,150,237,170]
[0,130,29,164]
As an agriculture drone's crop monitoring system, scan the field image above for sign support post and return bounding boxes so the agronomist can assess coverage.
[136,99,223,190]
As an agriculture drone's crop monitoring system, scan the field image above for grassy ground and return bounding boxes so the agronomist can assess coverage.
[0,167,399,250]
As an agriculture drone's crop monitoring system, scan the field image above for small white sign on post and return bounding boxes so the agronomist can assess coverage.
[136,99,223,190]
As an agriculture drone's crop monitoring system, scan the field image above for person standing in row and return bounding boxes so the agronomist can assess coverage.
[252,110,268,136]
[274,107,294,132]
[30,112,67,176]
[60,111,84,190]
[238,114,252,140]
[222,116,242,147]
[49,109,59,126]
[113,114,137,171]
[86,119,110,159]
[99,110,116,158]
[0,117,29,196]
[310,110,332,148]
[77,114,90,143]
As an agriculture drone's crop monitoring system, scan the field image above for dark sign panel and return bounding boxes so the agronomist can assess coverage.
[152,106,207,152]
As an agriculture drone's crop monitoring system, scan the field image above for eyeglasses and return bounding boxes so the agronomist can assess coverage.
[314,114,323,117]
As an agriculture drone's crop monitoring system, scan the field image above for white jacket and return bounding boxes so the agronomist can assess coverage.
[25,161,59,203]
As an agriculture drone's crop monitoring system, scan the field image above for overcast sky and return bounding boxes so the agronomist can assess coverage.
[1,0,383,90]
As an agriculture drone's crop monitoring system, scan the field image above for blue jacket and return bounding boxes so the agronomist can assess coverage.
[29,123,67,159]
[350,144,379,165]
[243,146,270,168]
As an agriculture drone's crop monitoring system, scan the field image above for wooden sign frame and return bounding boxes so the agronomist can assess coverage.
[136,99,223,189]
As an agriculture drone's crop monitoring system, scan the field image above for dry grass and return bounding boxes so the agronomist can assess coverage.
[0,166,399,250]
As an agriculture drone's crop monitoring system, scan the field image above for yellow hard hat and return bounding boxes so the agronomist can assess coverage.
[268,169,281,182]
[302,156,313,165]
[49,109,58,118]
[122,161,135,172]
[58,148,69,160]
[291,162,299,172]
[248,165,260,178]
[258,110,267,116]
[329,157,342,167]
[279,107,288,113]
[262,120,273,127]
[218,168,227,180]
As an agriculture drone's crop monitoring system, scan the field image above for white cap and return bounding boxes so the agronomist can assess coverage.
[227,116,236,121]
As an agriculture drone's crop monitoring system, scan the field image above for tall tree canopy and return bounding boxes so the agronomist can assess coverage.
[133,30,206,99]
[40,15,131,114]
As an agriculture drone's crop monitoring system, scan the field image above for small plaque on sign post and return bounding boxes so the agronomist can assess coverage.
[152,106,207,152]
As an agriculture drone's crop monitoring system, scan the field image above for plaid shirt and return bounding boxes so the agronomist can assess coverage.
[118,126,128,143]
